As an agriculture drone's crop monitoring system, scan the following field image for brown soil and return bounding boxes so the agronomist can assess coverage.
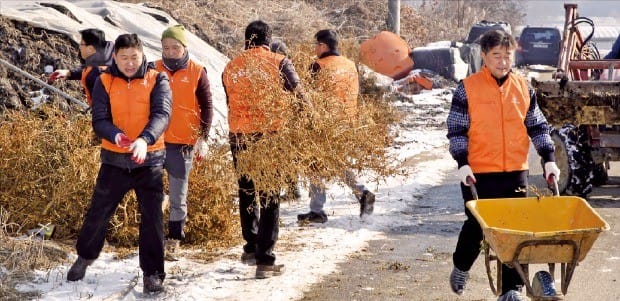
[0,16,84,111]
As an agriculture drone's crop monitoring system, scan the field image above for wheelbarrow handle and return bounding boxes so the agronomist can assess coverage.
[466,176,479,200]
[547,174,560,197]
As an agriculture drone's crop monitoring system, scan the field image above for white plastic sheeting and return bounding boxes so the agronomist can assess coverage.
[0,0,230,134]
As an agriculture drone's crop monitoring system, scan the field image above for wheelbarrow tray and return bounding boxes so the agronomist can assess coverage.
[466,196,609,264]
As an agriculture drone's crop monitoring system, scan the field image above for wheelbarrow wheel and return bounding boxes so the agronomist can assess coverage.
[483,241,501,296]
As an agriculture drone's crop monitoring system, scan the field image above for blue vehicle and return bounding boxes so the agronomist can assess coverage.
[516,26,562,66]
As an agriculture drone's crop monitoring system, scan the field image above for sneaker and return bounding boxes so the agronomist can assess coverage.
[255,264,285,279]
[498,290,525,301]
[297,211,328,223]
[240,251,256,265]
[164,239,180,261]
[67,256,94,281]
[359,190,375,217]
[534,271,557,296]
[449,267,469,295]
[143,274,164,294]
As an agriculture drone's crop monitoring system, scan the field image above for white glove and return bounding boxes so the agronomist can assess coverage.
[114,133,133,148]
[457,165,476,186]
[544,161,561,182]
[194,137,208,161]
[129,137,148,164]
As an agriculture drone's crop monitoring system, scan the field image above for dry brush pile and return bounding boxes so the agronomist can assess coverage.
[227,44,402,197]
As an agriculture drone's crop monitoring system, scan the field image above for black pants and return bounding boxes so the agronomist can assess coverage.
[230,134,280,266]
[76,163,165,278]
[453,170,528,295]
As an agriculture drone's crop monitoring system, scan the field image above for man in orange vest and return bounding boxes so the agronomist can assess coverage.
[446,30,560,301]
[66,33,172,295]
[223,20,305,279]
[155,25,213,259]
[296,29,375,224]
[48,28,114,105]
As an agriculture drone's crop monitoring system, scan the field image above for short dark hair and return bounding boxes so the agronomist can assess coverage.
[480,30,516,54]
[245,20,271,49]
[113,33,143,53]
[315,29,338,51]
[80,28,106,49]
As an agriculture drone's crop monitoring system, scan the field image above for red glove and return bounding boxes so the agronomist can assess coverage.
[47,70,69,84]
[114,133,133,148]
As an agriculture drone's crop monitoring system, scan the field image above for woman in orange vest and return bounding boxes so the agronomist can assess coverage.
[155,25,213,259]
[446,30,560,301]
[66,33,172,295]
[296,29,375,224]
[223,20,305,279]
[48,28,114,105]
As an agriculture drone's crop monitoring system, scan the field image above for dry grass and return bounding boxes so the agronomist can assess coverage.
[141,0,331,58]
[0,106,98,239]
[0,208,69,300]
[0,105,239,248]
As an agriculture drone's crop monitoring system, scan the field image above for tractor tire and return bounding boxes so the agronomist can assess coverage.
[552,125,594,197]
[549,130,571,194]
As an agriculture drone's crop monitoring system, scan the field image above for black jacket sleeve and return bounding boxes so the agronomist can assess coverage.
[68,67,83,80]
[196,68,213,138]
[91,77,122,143]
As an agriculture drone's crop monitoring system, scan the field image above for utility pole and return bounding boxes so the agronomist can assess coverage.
[388,0,401,35]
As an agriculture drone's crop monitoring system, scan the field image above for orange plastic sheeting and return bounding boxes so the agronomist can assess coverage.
[359,31,414,80]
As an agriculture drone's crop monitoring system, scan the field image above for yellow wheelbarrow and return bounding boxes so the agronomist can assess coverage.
[465,182,609,300]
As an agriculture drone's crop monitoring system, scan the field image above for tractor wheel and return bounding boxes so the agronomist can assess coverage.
[549,130,571,194]
[553,125,594,197]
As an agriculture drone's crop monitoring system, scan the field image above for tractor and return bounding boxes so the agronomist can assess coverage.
[533,3,620,196]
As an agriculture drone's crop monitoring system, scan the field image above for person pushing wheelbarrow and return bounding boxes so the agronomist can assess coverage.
[446,29,561,301]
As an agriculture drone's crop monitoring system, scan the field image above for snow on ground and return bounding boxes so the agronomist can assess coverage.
[16,88,455,301]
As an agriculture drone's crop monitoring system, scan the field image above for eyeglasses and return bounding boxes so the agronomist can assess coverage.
[314,42,325,46]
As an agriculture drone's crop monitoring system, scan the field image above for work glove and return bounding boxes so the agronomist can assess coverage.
[194,137,208,161]
[47,69,70,83]
[114,133,133,148]
[544,161,561,183]
[129,137,148,164]
[457,165,476,186]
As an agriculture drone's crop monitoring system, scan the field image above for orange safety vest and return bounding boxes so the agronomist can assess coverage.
[315,55,359,118]
[99,70,165,153]
[464,67,531,173]
[155,59,203,144]
[81,65,107,106]
[223,47,287,133]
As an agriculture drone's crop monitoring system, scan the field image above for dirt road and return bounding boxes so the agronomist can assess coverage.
[300,149,620,301]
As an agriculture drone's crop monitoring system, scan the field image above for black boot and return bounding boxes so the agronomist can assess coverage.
[67,256,94,281]
[297,211,328,223]
[143,274,164,294]
[167,220,185,240]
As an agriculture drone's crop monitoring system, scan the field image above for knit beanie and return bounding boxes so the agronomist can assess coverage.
[162,25,187,46]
